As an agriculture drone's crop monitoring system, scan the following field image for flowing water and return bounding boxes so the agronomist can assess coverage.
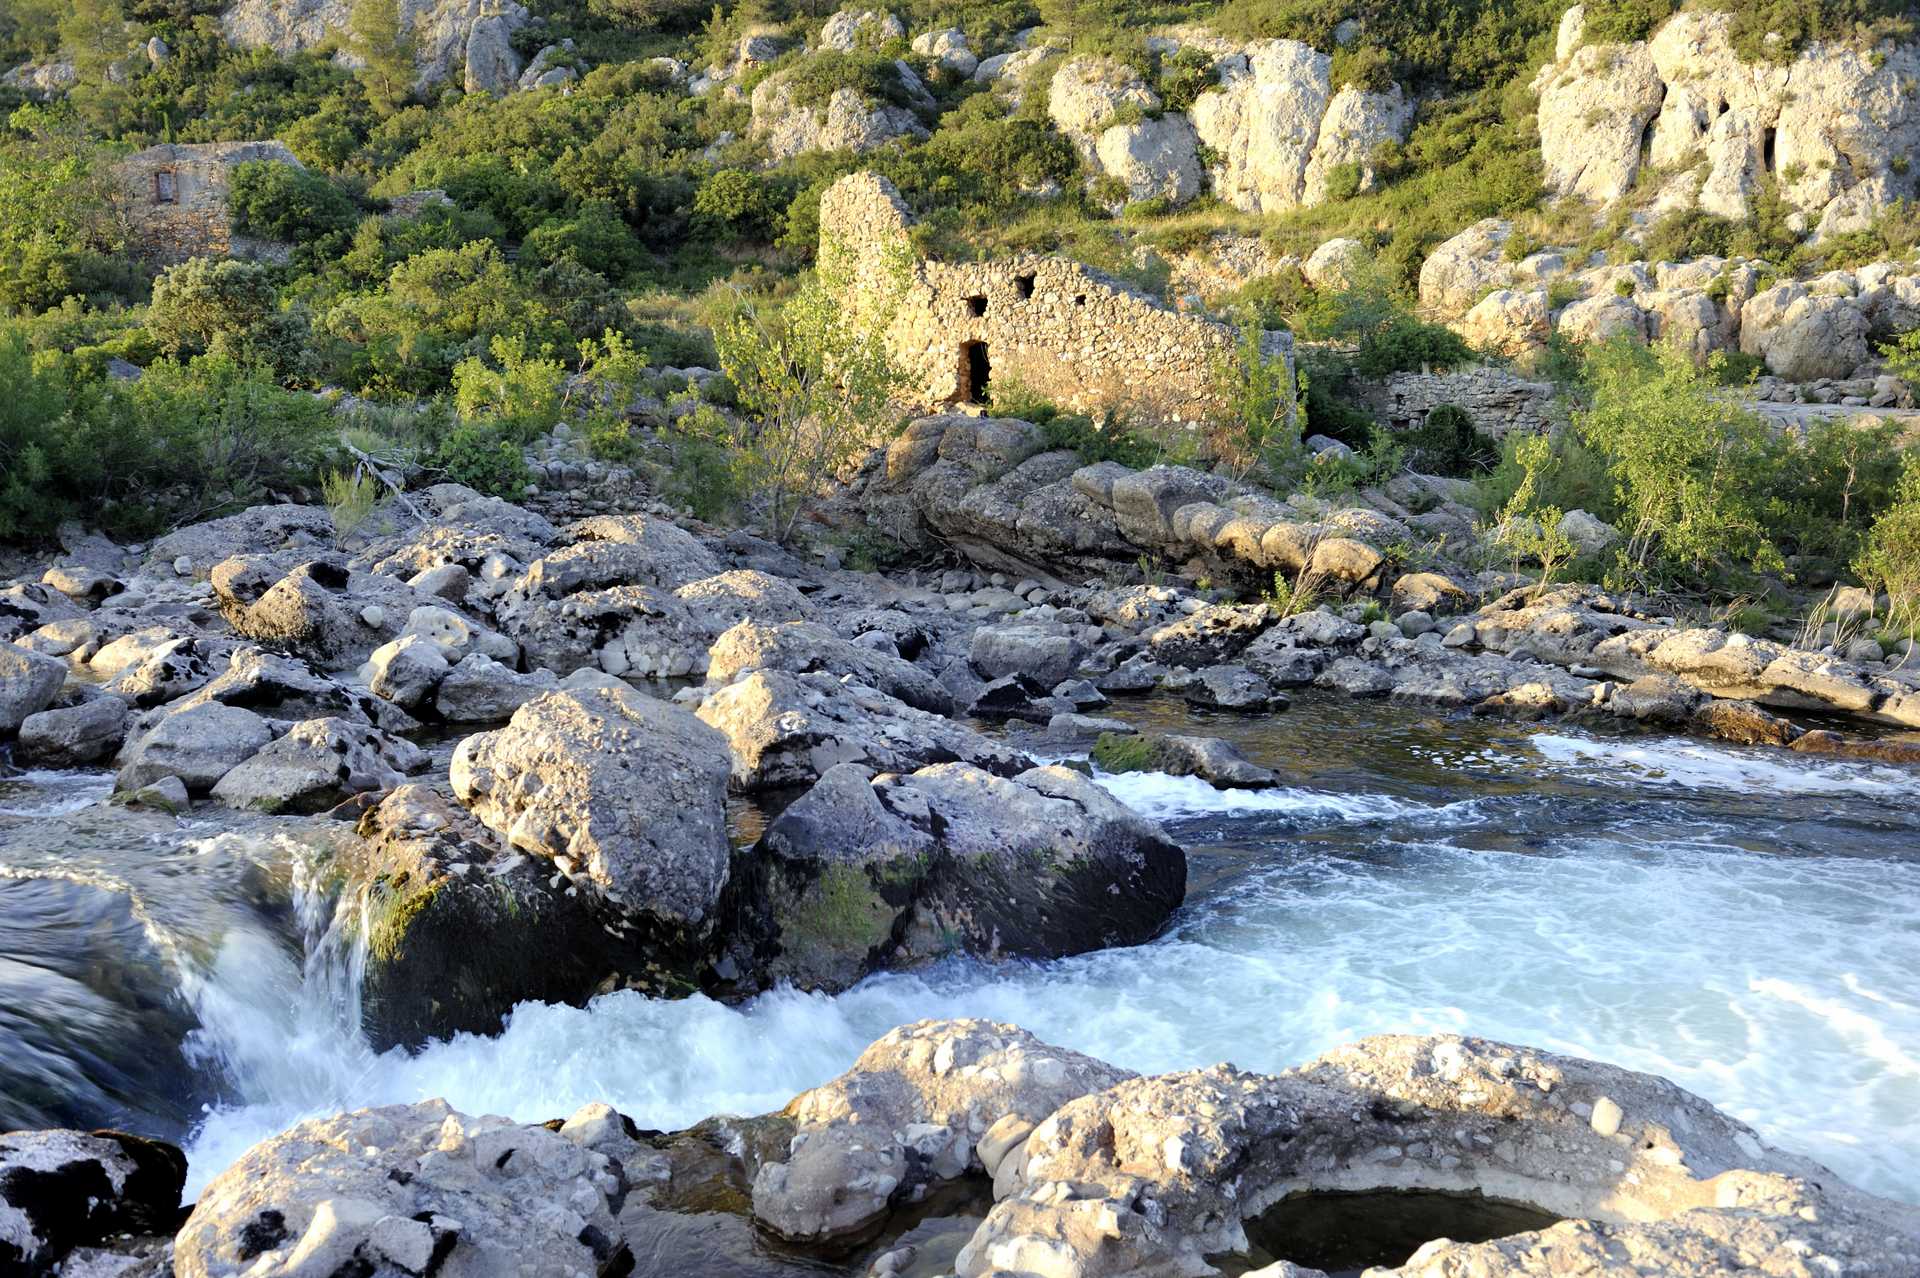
[3,692,1918,1215]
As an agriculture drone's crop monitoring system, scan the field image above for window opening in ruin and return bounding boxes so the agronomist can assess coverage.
[153,170,177,204]
[960,342,991,405]
[1762,126,1777,174]
[966,295,987,317]
[1016,274,1035,300]
[1074,294,1086,306]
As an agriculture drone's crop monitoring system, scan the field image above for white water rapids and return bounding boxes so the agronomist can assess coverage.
[148,724,1920,1205]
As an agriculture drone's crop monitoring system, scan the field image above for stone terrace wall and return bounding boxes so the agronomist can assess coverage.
[819,171,1293,432]
[111,141,300,265]
[1353,364,1560,439]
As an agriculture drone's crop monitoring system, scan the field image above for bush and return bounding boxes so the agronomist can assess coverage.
[694,167,789,243]
[1401,403,1498,477]
[229,160,360,245]
[0,329,335,542]
[521,200,642,278]
[433,420,530,496]
[146,257,310,374]
[1576,338,1780,581]
[1854,453,1920,633]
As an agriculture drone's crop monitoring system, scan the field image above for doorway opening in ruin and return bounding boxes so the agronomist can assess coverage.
[959,342,991,405]
[1015,273,1035,300]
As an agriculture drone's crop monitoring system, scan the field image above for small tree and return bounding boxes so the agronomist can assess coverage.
[1497,432,1578,589]
[1576,338,1780,583]
[147,257,309,373]
[710,236,907,542]
[1209,319,1301,481]
[349,0,417,116]
[1854,452,1920,642]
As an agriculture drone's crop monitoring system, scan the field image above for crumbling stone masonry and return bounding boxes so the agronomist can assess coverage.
[110,140,302,265]
[820,172,1294,432]
[1354,364,1561,439]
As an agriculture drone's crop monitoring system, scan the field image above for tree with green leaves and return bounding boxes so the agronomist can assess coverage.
[711,236,907,542]
[348,0,416,116]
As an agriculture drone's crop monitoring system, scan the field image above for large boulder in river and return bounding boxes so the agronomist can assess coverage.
[741,761,1185,991]
[751,1019,1135,1243]
[0,641,65,735]
[696,668,1030,792]
[114,702,274,795]
[450,676,733,932]
[210,717,425,814]
[345,785,629,1049]
[210,557,417,671]
[0,1128,186,1274]
[174,1100,623,1278]
[708,620,956,715]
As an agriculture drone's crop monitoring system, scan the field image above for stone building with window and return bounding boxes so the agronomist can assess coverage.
[111,140,303,265]
[818,171,1294,433]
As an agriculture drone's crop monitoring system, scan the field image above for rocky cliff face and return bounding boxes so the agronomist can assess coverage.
[219,0,530,94]
[1536,3,1920,236]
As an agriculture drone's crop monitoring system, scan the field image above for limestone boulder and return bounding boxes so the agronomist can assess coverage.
[210,717,425,814]
[1046,57,1158,146]
[744,762,1185,990]
[450,677,733,929]
[433,653,561,722]
[710,619,956,715]
[0,584,85,643]
[0,642,66,735]
[16,696,130,768]
[1459,288,1550,357]
[1189,40,1332,212]
[1090,730,1276,788]
[169,647,416,733]
[1094,114,1203,205]
[968,623,1088,686]
[911,27,975,76]
[173,1101,624,1278]
[1145,602,1273,667]
[342,785,630,1048]
[1739,286,1873,381]
[750,74,928,160]
[1556,292,1648,345]
[1535,38,1665,204]
[210,557,416,671]
[1300,236,1367,290]
[0,1129,185,1274]
[820,8,906,51]
[955,1030,1920,1277]
[1300,83,1413,205]
[1418,219,1514,318]
[751,1019,1135,1242]
[696,668,1030,792]
[147,504,332,577]
[114,702,274,795]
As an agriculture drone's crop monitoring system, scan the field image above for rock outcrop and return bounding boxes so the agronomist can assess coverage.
[1536,6,1920,236]
[0,1128,185,1275]
[750,63,929,159]
[219,0,531,94]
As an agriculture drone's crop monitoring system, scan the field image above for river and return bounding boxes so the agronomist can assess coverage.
[3,692,1916,1214]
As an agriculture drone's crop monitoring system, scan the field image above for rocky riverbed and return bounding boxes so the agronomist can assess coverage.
[4,441,1920,1275]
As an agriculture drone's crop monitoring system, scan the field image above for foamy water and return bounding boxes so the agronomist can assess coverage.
[161,726,1920,1203]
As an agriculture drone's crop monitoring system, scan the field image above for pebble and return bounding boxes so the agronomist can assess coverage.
[1591,1096,1623,1138]
[360,605,386,628]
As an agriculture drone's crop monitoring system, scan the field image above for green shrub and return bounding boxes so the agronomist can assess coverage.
[146,257,310,374]
[1401,403,1498,477]
[1854,452,1920,633]
[433,420,530,496]
[0,329,335,542]
[521,200,642,278]
[1576,338,1780,581]
[1579,0,1680,45]
[229,159,360,245]
[659,403,741,520]
[694,167,789,242]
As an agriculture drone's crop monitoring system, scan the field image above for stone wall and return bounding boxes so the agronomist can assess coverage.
[819,171,1293,433]
[110,141,299,265]
[1353,364,1560,439]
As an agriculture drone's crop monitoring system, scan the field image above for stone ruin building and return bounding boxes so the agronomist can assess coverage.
[819,171,1293,432]
[110,140,303,265]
